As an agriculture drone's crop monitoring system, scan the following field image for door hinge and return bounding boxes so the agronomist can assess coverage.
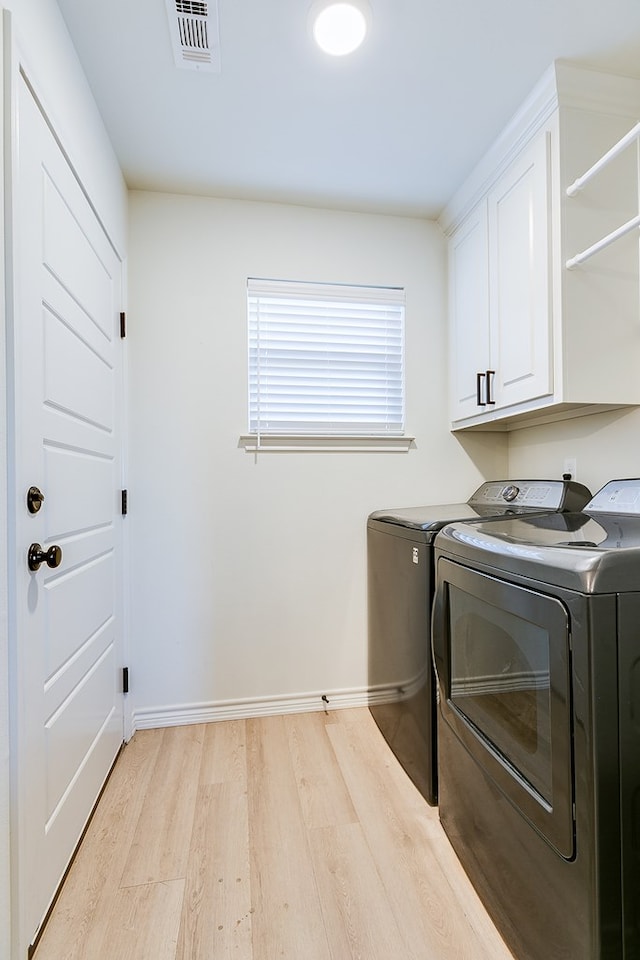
[120,311,126,339]
[123,667,129,694]
[121,489,128,516]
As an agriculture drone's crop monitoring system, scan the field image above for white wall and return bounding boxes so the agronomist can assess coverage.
[128,191,506,720]
[507,407,640,495]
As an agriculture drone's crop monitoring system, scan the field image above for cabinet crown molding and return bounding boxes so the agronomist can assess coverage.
[439,60,640,237]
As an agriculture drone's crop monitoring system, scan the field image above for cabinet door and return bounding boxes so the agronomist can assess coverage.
[448,202,490,421]
[488,131,552,409]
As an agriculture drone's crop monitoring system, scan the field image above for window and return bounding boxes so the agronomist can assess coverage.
[247,278,405,444]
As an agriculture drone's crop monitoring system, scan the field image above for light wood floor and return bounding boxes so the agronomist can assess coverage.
[33,708,515,960]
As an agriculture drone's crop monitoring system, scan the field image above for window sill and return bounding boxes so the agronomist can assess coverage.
[238,434,416,453]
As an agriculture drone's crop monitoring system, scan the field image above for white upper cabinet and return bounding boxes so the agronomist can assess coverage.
[441,63,640,431]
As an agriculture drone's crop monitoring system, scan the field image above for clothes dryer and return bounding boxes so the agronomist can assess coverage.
[432,478,640,960]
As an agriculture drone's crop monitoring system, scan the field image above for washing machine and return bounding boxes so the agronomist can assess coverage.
[432,477,640,960]
[367,477,591,805]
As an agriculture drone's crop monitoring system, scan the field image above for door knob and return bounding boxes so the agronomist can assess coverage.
[28,543,62,572]
[27,486,45,514]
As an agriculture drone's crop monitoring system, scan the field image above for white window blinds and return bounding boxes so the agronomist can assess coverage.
[248,279,405,437]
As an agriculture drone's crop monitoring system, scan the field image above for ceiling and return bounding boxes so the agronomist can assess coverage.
[56,0,640,219]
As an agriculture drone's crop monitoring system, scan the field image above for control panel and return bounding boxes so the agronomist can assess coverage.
[470,481,563,509]
[586,479,640,514]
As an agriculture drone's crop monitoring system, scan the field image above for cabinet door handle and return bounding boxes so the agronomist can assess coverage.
[486,370,496,405]
[476,372,486,406]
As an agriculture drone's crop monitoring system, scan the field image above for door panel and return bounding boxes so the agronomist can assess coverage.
[43,305,114,431]
[488,131,552,408]
[13,74,124,948]
[42,173,115,339]
[44,554,115,679]
[44,445,115,534]
[448,201,490,420]
[45,641,117,819]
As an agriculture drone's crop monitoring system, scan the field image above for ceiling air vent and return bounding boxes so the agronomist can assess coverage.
[165,0,221,73]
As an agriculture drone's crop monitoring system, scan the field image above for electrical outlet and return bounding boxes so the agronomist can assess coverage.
[563,457,577,479]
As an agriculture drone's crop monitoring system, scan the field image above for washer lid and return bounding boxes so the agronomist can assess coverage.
[368,502,478,531]
[435,508,640,593]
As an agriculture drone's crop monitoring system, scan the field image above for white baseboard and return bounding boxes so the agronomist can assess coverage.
[132,685,372,732]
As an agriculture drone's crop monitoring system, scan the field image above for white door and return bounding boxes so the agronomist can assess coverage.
[12,74,124,951]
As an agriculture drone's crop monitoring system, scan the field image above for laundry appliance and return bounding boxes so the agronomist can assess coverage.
[432,478,640,960]
[367,477,591,805]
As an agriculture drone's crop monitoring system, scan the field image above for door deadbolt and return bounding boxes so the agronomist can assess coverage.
[28,543,62,572]
[27,486,45,514]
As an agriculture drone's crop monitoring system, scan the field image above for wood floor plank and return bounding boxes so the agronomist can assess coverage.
[120,724,205,887]
[322,706,371,724]
[285,711,358,830]
[176,781,252,960]
[33,730,163,960]
[95,879,185,960]
[428,814,521,953]
[329,709,435,826]
[309,821,421,960]
[197,719,247,785]
[246,715,332,960]
[326,718,515,960]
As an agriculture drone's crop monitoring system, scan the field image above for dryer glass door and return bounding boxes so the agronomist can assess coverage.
[434,558,574,858]
[449,583,553,802]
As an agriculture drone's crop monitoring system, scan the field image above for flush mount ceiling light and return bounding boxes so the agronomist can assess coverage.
[309,0,372,56]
